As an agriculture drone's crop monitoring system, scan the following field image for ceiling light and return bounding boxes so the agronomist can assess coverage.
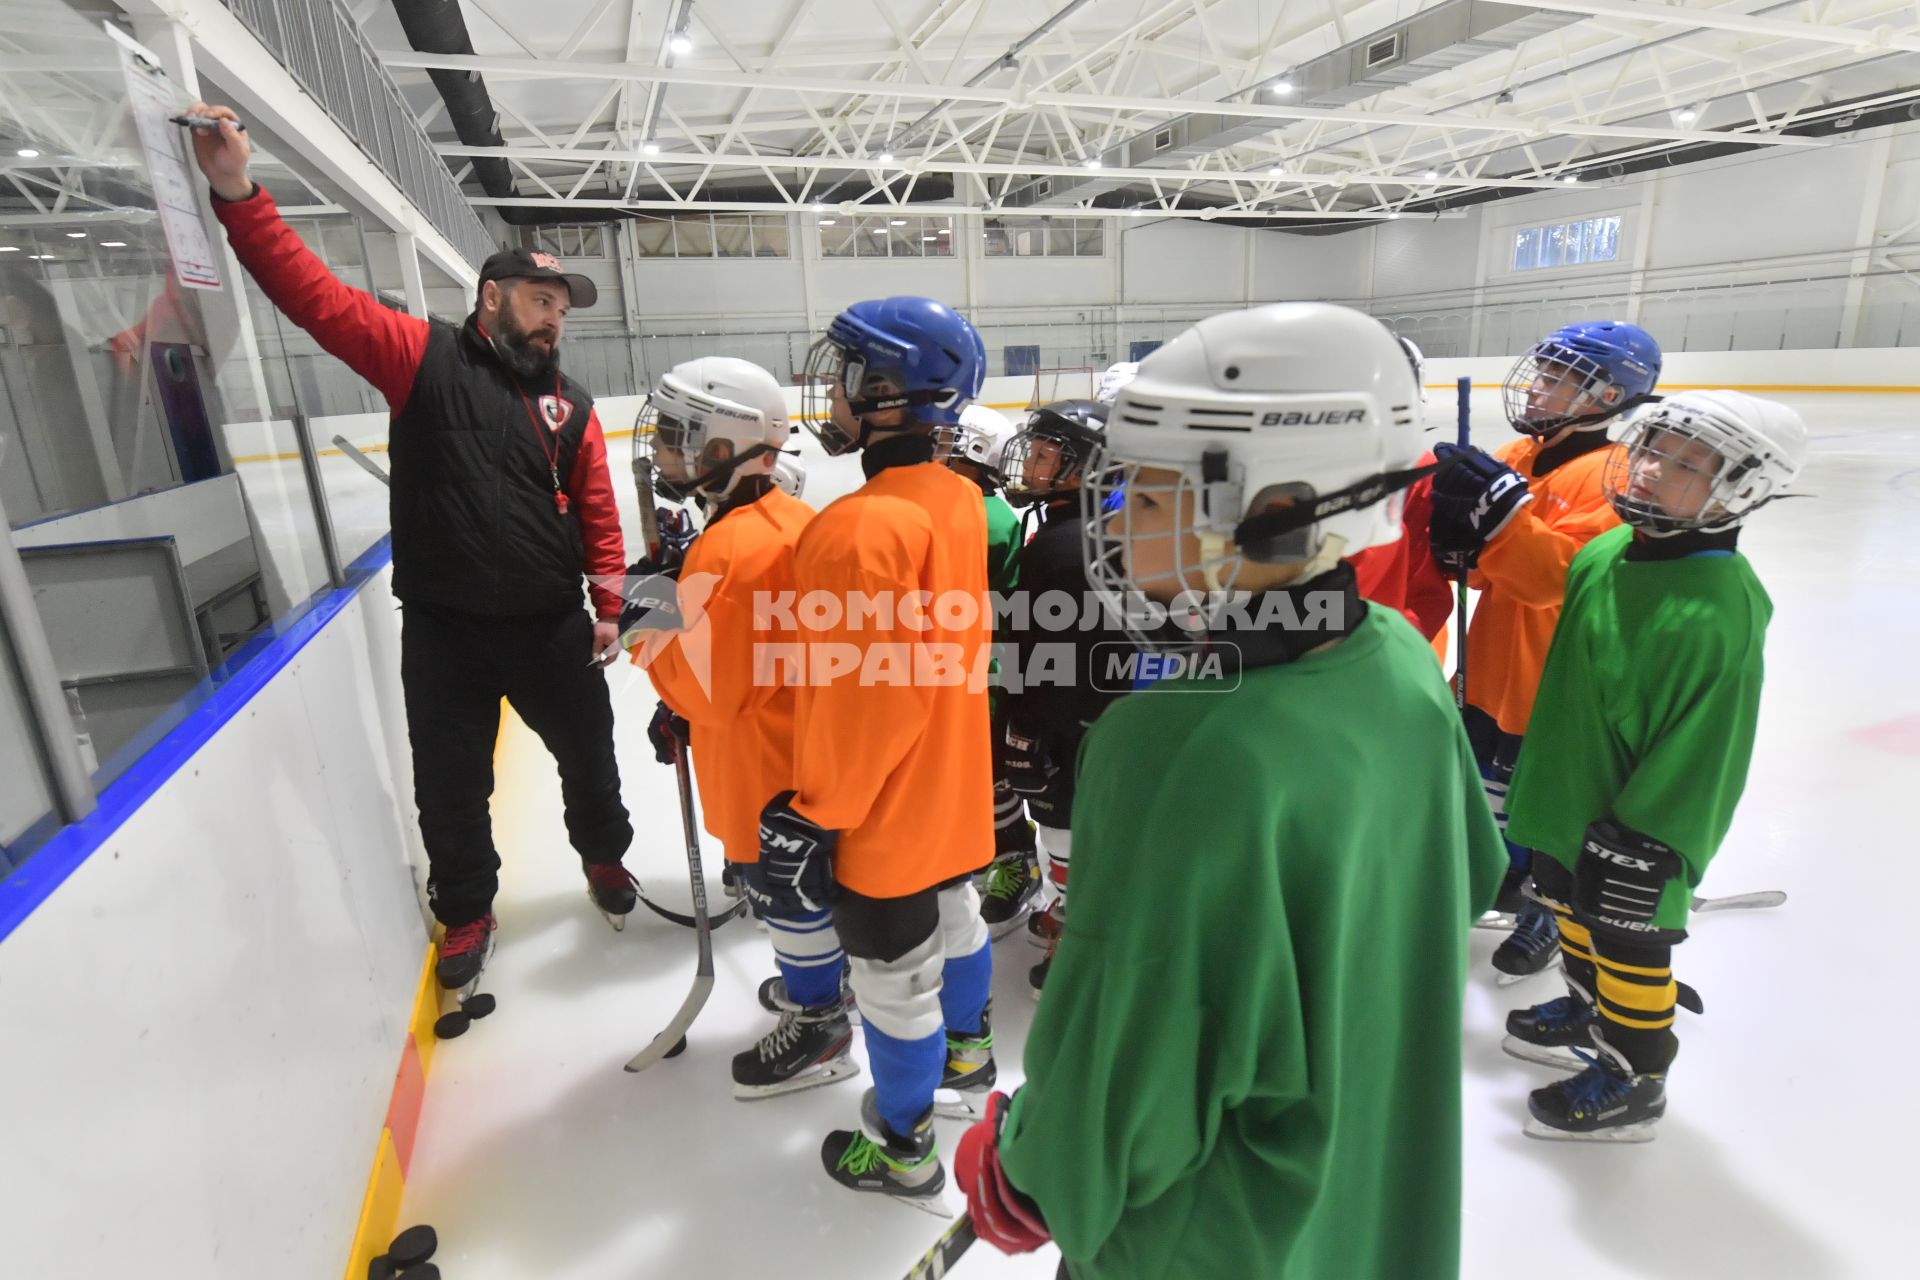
[642,141,660,156]
[67,231,86,238]
[1130,207,1145,216]
[1562,174,1580,184]
[819,218,836,225]
[890,218,907,226]
[101,240,128,247]
[16,147,39,158]
[877,151,895,164]
[811,202,826,212]
[1423,170,1439,181]
[1270,80,1293,96]
[922,235,937,241]
[29,253,51,260]
[669,33,692,55]
[1676,107,1698,124]
[1268,166,1285,178]
[0,245,17,252]
[1083,156,1102,169]
[1387,211,1401,219]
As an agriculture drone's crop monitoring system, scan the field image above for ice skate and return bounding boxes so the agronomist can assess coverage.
[1027,897,1064,950]
[756,964,857,1023]
[1502,995,1597,1071]
[978,854,1040,939]
[1029,940,1055,999]
[583,861,639,931]
[822,1088,948,1214]
[1524,1040,1665,1143]
[732,998,860,1100]
[434,915,498,1039]
[1493,902,1562,984]
[933,1001,996,1119]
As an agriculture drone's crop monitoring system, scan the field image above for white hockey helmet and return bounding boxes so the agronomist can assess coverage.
[771,451,807,499]
[1083,303,1425,639]
[1602,389,1807,534]
[1095,361,1140,405]
[935,402,1019,472]
[1394,335,1425,386]
[637,356,792,509]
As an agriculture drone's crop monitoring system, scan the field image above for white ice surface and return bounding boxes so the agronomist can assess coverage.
[395,392,1920,1279]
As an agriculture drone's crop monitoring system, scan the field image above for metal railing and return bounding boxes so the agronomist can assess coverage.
[219,0,495,268]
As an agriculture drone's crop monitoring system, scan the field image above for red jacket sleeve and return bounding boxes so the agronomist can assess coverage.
[210,185,428,410]
[568,410,627,619]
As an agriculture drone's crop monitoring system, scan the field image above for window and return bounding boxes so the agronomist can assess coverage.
[982,216,1106,257]
[818,214,953,257]
[628,213,791,259]
[1511,215,1621,271]
[518,223,608,258]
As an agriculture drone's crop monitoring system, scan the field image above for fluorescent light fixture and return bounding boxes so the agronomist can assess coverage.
[101,240,127,247]
[669,34,692,55]
[17,147,40,158]
[66,231,86,238]
[0,245,17,252]
[818,218,836,225]
[890,218,907,226]
[922,235,937,241]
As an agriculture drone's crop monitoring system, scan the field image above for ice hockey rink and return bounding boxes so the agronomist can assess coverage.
[380,388,1919,1280]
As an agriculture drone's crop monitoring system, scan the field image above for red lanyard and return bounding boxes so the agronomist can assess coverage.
[514,373,570,517]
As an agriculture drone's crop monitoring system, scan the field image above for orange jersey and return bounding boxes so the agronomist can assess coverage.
[1466,436,1623,735]
[641,487,815,862]
[788,460,993,899]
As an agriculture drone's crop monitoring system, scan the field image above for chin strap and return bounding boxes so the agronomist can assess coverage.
[1230,458,1447,555]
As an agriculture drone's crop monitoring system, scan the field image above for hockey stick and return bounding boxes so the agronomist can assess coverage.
[331,436,390,487]
[625,458,726,1072]
[1692,889,1787,913]
[901,1213,976,1280]
[1452,376,1471,709]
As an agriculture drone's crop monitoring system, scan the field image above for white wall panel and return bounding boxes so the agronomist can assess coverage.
[0,570,427,1280]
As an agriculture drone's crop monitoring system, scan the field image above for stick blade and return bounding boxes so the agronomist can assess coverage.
[1693,889,1788,913]
[624,974,715,1073]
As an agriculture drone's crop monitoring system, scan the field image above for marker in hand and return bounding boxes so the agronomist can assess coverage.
[170,114,245,132]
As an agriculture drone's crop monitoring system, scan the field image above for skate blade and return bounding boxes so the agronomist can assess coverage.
[887,1191,955,1219]
[986,909,1035,941]
[932,1087,985,1120]
[733,1058,862,1101]
[1475,910,1519,931]
[599,907,628,932]
[1494,952,1563,986]
[1523,1116,1660,1144]
[1500,1036,1584,1072]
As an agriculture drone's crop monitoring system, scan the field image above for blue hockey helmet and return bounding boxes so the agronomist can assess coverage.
[801,296,986,454]
[1502,320,1662,437]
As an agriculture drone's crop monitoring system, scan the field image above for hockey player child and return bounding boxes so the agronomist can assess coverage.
[748,296,996,1205]
[1501,390,1806,1142]
[623,357,855,1101]
[1429,320,1661,980]
[994,399,1130,995]
[954,303,1507,1278]
[936,405,1044,938]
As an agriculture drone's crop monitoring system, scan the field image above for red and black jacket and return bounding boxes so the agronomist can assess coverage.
[211,186,625,619]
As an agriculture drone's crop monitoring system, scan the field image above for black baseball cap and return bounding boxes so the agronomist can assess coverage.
[478,247,598,308]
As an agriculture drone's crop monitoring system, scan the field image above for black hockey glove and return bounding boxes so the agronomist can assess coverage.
[751,791,838,915]
[1429,443,1534,573]
[631,506,696,578]
[617,569,684,638]
[647,700,688,765]
[999,718,1056,795]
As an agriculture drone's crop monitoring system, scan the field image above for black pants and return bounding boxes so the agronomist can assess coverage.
[401,603,631,926]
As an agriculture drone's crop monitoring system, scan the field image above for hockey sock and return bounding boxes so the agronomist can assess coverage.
[937,882,993,1035]
[863,1024,945,1137]
[766,907,846,1009]
[993,780,1035,857]
[1591,936,1679,1074]
[1037,824,1071,903]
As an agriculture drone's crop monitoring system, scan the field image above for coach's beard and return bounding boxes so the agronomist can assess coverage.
[494,310,559,380]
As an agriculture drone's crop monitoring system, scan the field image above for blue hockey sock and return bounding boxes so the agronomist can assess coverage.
[939,940,992,1036]
[765,908,844,1009]
[863,1022,944,1136]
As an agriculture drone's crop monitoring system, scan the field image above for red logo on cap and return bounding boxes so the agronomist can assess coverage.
[530,251,562,270]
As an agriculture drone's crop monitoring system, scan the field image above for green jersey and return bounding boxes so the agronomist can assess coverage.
[985,491,1022,596]
[1505,524,1771,888]
[999,608,1506,1280]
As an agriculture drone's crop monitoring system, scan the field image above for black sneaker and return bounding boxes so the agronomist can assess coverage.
[436,914,497,990]
[584,862,638,930]
[1524,1040,1665,1143]
[1503,995,1597,1070]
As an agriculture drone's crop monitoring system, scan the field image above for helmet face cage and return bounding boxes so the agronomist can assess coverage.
[1001,429,1087,506]
[1501,343,1623,436]
[1081,448,1324,655]
[634,392,765,507]
[799,336,863,455]
[1603,404,1773,534]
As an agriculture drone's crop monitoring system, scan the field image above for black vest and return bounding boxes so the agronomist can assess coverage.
[388,317,599,617]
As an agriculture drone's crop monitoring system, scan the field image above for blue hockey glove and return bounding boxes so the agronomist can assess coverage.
[1429,442,1533,572]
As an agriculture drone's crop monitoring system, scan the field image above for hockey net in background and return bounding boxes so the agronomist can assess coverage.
[1026,365,1098,410]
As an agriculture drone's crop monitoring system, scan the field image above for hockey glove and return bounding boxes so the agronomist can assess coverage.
[999,718,1056,795]
[751,791,838,915]
[1429,443,1534,573]
[647,700,688,765]
[617,569,684,638]
[955,1091,1051,1255]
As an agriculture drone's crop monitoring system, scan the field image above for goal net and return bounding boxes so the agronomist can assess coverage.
[1027,365,1098,410]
